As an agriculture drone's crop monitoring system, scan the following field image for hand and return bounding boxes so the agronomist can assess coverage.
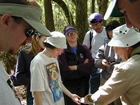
[80,94,93,104]
[84,59,89,64]
[68,65,77,70]
[102,59,110,67]
[70,94,81,105]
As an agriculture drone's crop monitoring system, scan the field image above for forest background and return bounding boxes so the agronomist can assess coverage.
[0,0,125,74]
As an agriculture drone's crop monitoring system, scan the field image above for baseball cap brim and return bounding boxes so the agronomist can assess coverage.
[0,3,51,37]
[104,0,124,20]
[24,18,51,37]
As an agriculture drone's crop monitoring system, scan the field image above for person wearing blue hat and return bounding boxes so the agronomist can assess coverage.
[83,12,108,94]
[104,0,140,29]
[58,25,94,105]
[80,24,140,105]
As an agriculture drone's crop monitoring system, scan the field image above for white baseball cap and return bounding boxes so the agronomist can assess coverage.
[104,0,124,20]
[108,24,140,47]
[88,13,102,23]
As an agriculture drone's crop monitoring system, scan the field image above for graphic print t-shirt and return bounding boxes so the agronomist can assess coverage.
[46,63,63,102]
[30,52,65,105]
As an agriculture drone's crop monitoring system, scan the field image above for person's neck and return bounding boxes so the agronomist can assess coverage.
[68,41,77,48]
[95,26,103,33]
[43,48,54,58]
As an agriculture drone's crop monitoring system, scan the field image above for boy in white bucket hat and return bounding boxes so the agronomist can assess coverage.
[30,31,81,105]
[80,24,140,105]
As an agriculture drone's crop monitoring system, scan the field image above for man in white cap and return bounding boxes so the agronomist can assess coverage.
[0,0,51,105]
[104,0,140,29]
[80,24,140,105]
[83,12,108,94]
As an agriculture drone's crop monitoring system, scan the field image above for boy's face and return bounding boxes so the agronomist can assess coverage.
[90,21,103,33]
[53,48,63,58]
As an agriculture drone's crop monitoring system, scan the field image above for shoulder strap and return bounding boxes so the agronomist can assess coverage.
[89,30,93,50]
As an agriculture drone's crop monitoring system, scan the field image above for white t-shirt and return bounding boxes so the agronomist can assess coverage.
[0,61,20,105]
[30,52,65,105]
[83,27,108,58]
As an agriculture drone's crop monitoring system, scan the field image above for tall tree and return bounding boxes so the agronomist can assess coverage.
[43,0,109,42]
[53,0,74,25]
[75,0,88,42]
[44,0,55,31]
[91,0,95,13]
[97,0,108,16]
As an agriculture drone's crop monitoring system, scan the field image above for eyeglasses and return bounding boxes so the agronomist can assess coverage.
[67,32,76,37]
[25,28,41,37]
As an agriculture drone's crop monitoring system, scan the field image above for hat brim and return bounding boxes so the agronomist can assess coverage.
[65,30,76,36]
[104,0,124,20]
[24,18,51,37]
[0,3,51,37]
[48,41,67,49]
[108,33,140,47]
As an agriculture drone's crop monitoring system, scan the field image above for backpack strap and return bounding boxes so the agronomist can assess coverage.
[89,30,93,50]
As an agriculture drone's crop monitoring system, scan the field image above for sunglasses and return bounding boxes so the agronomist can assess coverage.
[25,28,41,37]
[67,32,76,37]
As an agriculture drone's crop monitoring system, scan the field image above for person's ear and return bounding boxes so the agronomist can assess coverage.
[35,35,40,41]
[0,14,12,29]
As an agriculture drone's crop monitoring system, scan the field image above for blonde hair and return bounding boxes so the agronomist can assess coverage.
[25,35,42,56]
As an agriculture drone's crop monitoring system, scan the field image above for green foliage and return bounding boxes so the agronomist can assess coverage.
[0,52,17,74]
[52,0,76,32]
[37,0,46,25]
[0,44,29,74]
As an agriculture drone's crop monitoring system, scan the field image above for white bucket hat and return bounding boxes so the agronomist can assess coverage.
[44,31,67,49]
[108,24,140,47]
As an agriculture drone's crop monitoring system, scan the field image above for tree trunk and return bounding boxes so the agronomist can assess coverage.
[52,0,74,25]
[44,0,55,31]
[75,0,88,43]
[91,0,95,13]
[97,0,108,25]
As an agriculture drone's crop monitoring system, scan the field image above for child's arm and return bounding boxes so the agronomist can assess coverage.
[60,81,81,105]
[34,91,42,105]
